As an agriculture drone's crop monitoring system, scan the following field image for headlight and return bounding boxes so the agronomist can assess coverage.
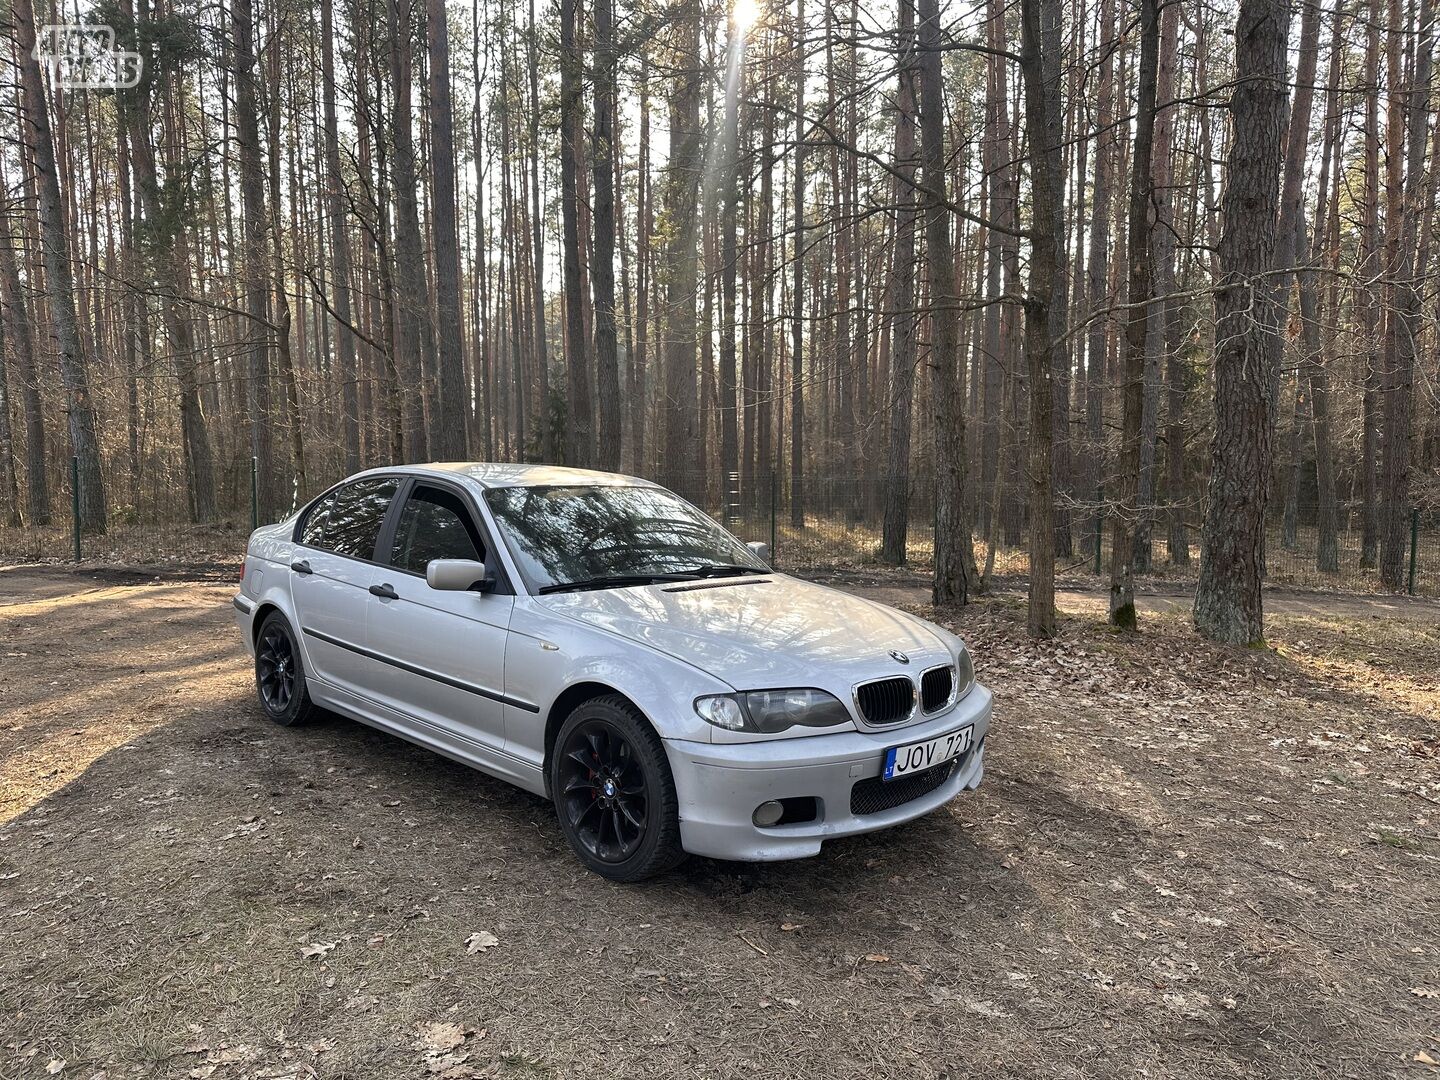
[695,689,852,734]
[954,644,976,699]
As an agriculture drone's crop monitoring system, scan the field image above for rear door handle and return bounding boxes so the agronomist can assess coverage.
[369,583,398,600]
[290,559,312,575]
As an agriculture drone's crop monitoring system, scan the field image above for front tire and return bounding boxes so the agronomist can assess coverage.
[254,612,316,727]
[551,696,684,882]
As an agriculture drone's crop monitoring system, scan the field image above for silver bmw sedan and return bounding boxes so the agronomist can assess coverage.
[233,464,992,881]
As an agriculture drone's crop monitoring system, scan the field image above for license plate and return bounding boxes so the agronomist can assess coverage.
[883,725,974,781]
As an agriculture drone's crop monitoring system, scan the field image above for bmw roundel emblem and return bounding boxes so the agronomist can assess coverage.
[889,650,910,664]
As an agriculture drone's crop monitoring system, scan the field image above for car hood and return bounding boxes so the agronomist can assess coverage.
[535,574,951,690]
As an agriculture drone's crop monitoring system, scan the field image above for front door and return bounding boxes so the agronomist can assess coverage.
[289,476,400,697]
[364,481,515,766]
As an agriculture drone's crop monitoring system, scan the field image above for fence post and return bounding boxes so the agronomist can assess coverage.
[71,455,81,562]
[768,468,778,567]
[250,456,259,533]
[1409,507,1420,596]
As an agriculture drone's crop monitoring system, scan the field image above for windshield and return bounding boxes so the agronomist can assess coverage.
[484,484,767,592]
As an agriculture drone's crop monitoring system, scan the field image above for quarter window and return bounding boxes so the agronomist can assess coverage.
[300,477,399,559]
[297,492,335,548]
[389,485,484,574]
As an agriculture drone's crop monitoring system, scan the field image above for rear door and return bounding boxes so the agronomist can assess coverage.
[364,480,517,765]
[289,476,400,697]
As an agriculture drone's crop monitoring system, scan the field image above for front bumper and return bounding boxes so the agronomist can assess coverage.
[663,683,991,861]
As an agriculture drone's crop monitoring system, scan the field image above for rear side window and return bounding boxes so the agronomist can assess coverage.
[300,477,399,559]
[389,485,485,574]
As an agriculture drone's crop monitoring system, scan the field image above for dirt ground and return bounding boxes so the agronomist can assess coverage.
[1,564,1437,1080]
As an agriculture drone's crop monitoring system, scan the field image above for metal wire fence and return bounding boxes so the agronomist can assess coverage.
[1,458,1435,598]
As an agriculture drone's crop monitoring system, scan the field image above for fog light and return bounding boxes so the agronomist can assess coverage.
[752,800,784,827]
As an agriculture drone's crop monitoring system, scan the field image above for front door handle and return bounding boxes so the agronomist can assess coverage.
[369,583,398,600]
[290,559,312,575]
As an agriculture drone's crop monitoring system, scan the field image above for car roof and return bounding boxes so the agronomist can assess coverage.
[366,462,663,491]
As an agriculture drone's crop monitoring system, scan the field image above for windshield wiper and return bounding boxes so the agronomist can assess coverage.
[681,563,766,578]
[538,572,699,595]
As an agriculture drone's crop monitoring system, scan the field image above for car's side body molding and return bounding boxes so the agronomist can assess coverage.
[300,626,540,713]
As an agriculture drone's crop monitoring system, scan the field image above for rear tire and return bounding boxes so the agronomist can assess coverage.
[254,612,316,727]
[551,695,684,882]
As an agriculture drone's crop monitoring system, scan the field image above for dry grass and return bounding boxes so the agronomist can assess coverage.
[0,521,249,572]
[1,565,1437,1079]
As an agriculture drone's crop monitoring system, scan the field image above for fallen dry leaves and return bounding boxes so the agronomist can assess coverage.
[415,1021,487,1078]
[464,930,499,954]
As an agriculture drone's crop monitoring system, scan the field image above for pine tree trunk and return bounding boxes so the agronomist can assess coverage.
[428,0,468,460]
[528,0,552,462]
[232,0,278,517]
[1109,0,1159,629]
[1019,0,1066,636]
[0,321,21,527]
[472,0,494,460]
[755,101,774,504]
[559,0,592,467]
[264,32,306,500]
[113,124,141,508]
[1274,0,1324,555]
[13,0,107,533]
[980,0,1015,533]
[591,0,621,470]
[1194,0,1291,644]
[661,0,703,500]
[1084,0,1116,547]
[390,0,429,461]
[632,56,651,475]
[790,0,806,528]
[918,0,979,605]
[1155,0,1188,566]
[881,0,919,566]
[1378,0,1433,588]
[1358,6,1382,568]
[322,0,361,474]
[717,11,742,502]
[0,214,50,526]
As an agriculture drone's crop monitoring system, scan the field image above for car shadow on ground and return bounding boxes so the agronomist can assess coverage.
[2,680,1043,920]
[282,701,1037,909]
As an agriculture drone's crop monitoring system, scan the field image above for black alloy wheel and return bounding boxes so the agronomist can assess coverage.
[551,696,683,881]
[254,612,315,726]
[559,719,650,862]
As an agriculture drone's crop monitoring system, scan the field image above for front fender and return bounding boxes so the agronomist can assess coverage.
[502,600,730,773]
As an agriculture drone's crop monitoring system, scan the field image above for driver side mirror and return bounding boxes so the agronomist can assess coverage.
[746,541,771,565]
[426,558,493,593]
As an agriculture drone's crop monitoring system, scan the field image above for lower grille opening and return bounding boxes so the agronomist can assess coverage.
[776,796,818,825]
[850,758,960,816]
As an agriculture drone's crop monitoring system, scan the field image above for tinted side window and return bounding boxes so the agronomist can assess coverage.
[307,478,399,559]
[389,485,484,574]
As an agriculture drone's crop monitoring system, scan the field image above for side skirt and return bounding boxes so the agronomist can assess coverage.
[305,677,549,798]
